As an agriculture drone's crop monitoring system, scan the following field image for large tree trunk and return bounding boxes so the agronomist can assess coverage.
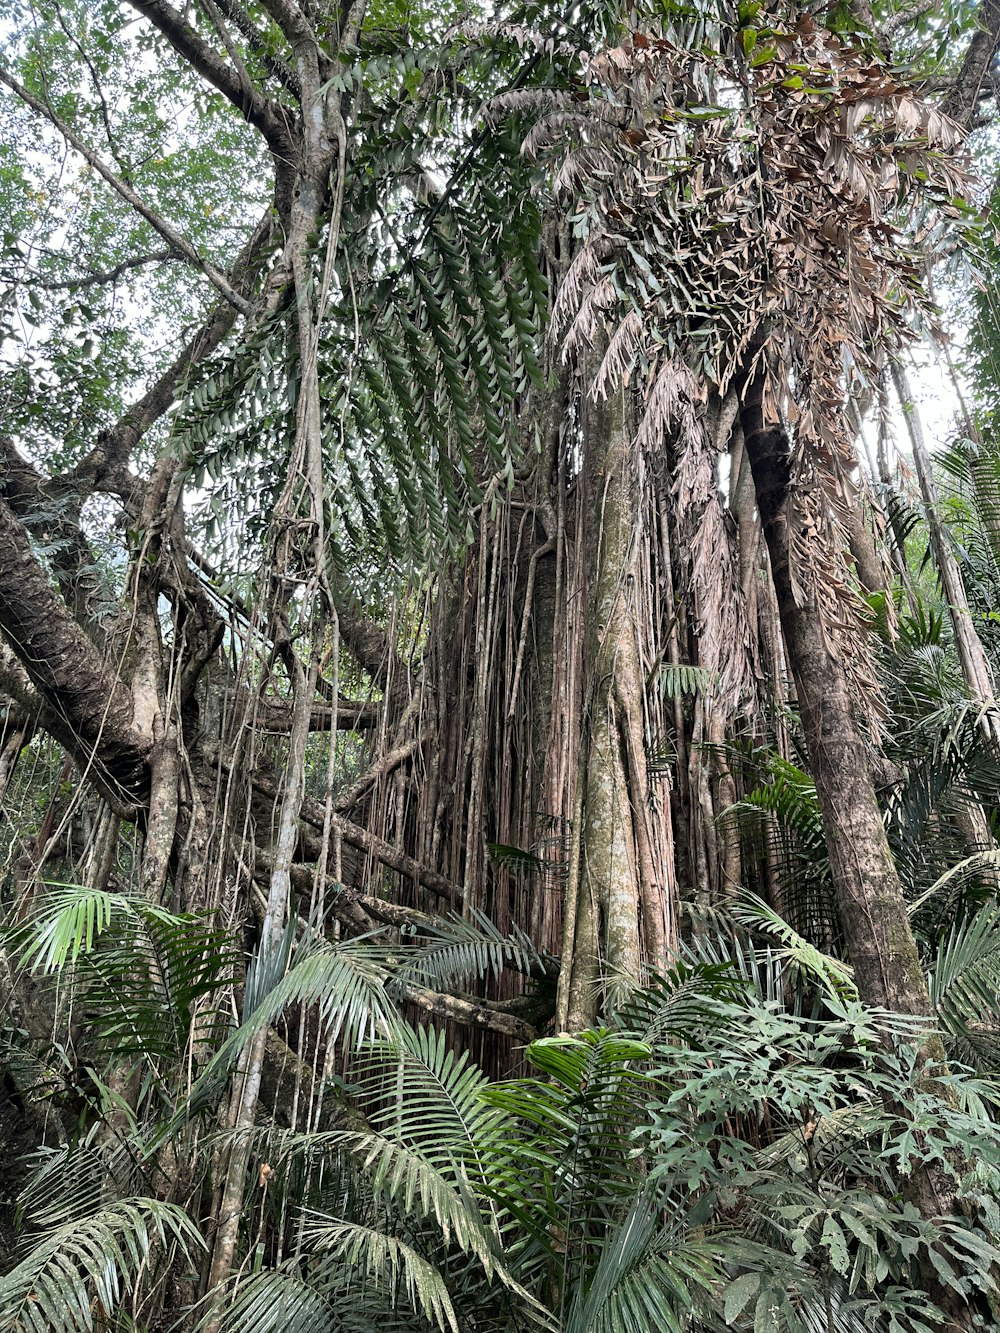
[559,385,672,1029]
[739,367,980,1331]
[738,368,932,1021]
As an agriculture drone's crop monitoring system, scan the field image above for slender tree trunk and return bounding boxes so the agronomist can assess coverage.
[892,362,1000,745]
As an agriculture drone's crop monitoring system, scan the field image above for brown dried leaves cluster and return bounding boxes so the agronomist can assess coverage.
[529,10,970,722]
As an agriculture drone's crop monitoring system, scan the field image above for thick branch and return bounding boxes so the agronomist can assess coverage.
[399,984,535,1042]
[125,0,295,156]
[213,0,300,94]
[250,769,462,904]
[0,499,149,809]
[335,597,409,699]
[257,0,314,45]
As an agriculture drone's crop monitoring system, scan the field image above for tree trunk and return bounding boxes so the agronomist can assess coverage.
[560,384,671,1028]
[739,367,933,1021]
[892,362,1000,745]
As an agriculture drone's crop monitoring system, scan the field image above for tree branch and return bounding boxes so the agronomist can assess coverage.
[213,0,300,95]
[33,250,180,290]
[0,68,252,314]
[398,984,536,1042]
[0,499,149,810]
[124,0,295,157]
[941,0,1000,127]
[255,697,378,731]
[257,0,314,46]
[67,208,275,491]
[251,769,463,904]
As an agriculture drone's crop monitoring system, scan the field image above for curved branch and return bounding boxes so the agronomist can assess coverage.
[33,250,180,291]
[124,0,295,157]
[0,67,251,314]
[213,0,300,94]
[0,499,150,810]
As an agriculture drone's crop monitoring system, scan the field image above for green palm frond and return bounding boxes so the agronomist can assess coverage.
[907,850,1000,920]
[208,1266,335,1333]
[927,902,1000,1061]
[656,662,713,699]
[727,756,827,858]
[481,1031,654,1260]
[680,911,788,1005]
[13,1137,148,1239]
[267,1126,502,1275]
[248,934,401,1048]
[16,883,120,973]
[180,101,545,570]
[730,892,856,1000]
[395,907,555,990]
[613,959,746,1044]
[209,1263,434,1333]
[0,1198,202,1333]
[348,1023,505,1175]
[299,1213,459,1333]
[175,936,401,1129]
[12,885,237,1076]
[563,1187,718,1333]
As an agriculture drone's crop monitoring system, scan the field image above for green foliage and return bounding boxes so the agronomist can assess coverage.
[392,905,554,990]
[9,903,1000,1333]
[927,901,1000,1066]
[0,1196,202,1333]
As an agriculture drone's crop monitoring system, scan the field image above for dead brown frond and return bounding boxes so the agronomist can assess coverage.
[535,9,970,729]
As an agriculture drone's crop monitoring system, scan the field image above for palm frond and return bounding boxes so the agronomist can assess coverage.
[0,1199,202,1333]
[174,937,401,1129]
[299,1213,458,1333]
[394,907,555,990]
[730,892,856,1000]
[267,1127,502,1275]
[208,1266,335,1333]
[563,1186,717,1333]
[348,1023,506,1175]
[927,902,1000,1060]
[16,883,119,973]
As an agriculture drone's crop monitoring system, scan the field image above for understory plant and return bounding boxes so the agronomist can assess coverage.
[7,913,1000,1333]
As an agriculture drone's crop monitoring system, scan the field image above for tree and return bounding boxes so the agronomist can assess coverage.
[5,0,1000,1324]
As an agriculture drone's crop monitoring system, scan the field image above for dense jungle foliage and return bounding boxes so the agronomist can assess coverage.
[5,0,1000,1328]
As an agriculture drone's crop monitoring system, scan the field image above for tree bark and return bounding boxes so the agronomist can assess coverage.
[739,366,933,1021]
[562,384,669,1028]
[0,498,150,811]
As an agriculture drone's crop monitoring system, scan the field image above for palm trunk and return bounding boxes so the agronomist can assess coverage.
[739,367,933,1021]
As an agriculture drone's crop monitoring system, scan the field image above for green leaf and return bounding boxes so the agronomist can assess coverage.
[725,1272,760,1324]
